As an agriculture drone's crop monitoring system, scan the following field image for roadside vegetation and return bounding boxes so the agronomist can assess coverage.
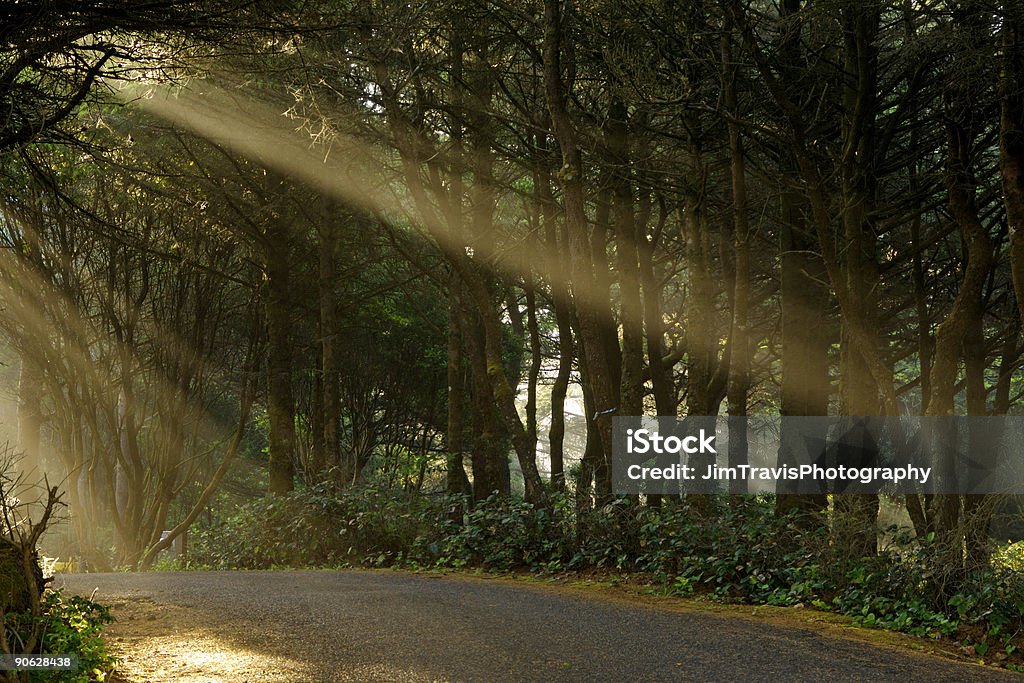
[181,486,1024,672]
[0,453,114,683]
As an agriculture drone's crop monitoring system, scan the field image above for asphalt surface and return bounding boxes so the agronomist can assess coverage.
[60,570,1020,682]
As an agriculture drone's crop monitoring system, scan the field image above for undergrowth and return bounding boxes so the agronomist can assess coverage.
[0,445,116,683]
[2,591,117,682]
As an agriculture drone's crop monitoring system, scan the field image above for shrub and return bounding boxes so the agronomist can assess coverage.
[2,591,117,682]
[189,484,455,569]
[434,494,571,570]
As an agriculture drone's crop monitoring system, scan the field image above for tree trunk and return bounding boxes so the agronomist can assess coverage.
[774,188,831,519]
[607,97,644,420]
[264,216,296,496]
[16,353,44,504]
[722,28,751,497]
[834,1,882,557]
[924,85,993,543]
[963,312,993,571]
[320,201,341,484]
[576,327,599,517]
[460,301,508,499]
[682,179,721,510]
[446,277,472,500]
[525,279,542,465]
[1002,9,1024,327]
[535,133,572,491]
[369,40,548,508]
[640,200,675,418]
[542,0,619,503]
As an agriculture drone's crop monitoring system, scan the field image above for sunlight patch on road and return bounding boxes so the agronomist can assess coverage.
[110,630,311,683]
[101,599,313,683]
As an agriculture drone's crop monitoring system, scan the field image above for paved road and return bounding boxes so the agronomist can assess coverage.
[60,571,1019,682]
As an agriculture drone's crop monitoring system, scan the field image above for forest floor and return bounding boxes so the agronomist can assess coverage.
[59,570,1021,682]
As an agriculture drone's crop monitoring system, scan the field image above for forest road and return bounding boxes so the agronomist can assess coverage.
[61,570,1019,682]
